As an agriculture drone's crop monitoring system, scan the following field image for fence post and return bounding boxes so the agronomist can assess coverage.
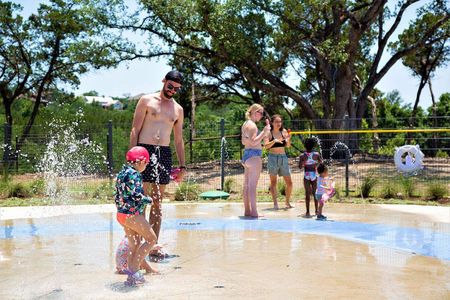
[189,125,193,164]
[344,115,350,151]
[345,151,349,197]
[2,123,12,177]
[107,120,113,178]
[15,135,18,173]
[220,118,225,191]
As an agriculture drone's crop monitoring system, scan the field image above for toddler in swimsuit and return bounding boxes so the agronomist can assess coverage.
[298,138,322,217]
[315,163,335,220]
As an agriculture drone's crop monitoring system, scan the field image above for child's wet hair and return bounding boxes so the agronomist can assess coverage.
[317,163,327,175]
[304,138,315,151]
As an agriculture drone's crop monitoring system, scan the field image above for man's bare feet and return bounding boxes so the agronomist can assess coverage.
[151,244,164,252]
[149,243,167,258]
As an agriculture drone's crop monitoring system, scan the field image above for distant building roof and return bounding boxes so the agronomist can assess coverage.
[84,96,115,104]
[84,96,123,110]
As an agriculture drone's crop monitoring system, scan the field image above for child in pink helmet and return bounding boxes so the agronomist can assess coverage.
[114,146,160,286]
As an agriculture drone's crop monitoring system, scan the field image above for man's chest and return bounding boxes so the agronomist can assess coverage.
[147,101,177,123]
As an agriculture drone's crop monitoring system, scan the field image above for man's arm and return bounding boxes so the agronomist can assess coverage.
[129,97,147,148]
[173,106,185,169]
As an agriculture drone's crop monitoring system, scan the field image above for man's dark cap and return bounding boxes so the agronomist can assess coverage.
[165,70,183,84]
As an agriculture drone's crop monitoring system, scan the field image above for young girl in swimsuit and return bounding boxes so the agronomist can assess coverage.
[264,114,293,209]
[241,104,271,218]
[298,138,322,218]
[115,146,161,286]
[315,163,335,220]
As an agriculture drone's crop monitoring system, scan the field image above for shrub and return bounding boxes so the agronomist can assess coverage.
[92,182,113,199]
[174,182,200,201]
[8,182,32,198]
[427,183,447,201]
[277,180,286,196]
[381,182,397,199]
[30,178,45,196]
[399,176,415,197]
[436,150,449,158]
[360,177,377,198]
[223,178,234,193]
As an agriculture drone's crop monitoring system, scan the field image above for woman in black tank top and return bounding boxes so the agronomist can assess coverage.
[264,114,293,209]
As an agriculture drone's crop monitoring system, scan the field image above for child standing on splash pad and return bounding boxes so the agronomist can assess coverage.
[298,138,322,218]
[114,146,160,286]
[315,163,335,220]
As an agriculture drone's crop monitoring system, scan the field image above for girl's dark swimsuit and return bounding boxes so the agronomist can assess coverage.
[269,131,287,148]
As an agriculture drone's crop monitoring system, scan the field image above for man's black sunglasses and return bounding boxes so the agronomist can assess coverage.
[167,83,181,92]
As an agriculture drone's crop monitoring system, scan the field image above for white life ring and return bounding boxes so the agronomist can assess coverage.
[394,145,424,174]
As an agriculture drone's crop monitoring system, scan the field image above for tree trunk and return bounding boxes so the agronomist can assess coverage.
[190,83,196,138]
[16,97,41,154]
[428,79,438,155]
[367,96,380,151]
[408,76,427,143]
[322,65,353,159]
[2,100,13,164]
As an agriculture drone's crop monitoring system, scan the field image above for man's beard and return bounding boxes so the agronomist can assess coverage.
[163,90,173,99]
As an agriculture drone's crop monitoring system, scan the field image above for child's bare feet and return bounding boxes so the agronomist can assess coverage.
[140,260,160,274]
[273,204,279,210]
[285,202,294,208]
[300,213,312,218]
[144,265,160,275]
[250,214,264,218]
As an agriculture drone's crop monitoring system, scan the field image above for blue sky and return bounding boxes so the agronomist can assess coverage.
[12,0,450,109]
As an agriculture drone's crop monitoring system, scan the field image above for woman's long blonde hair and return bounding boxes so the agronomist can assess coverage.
[245,104,264,120]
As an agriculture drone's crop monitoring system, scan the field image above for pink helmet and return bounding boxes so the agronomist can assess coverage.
[126,146,150,162]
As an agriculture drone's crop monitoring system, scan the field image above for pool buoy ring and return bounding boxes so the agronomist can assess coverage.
[394,145,424,174]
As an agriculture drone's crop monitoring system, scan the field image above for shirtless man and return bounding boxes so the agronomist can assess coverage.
[129,70,186,256]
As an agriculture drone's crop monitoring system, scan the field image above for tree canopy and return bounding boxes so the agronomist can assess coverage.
[108,0,449,132]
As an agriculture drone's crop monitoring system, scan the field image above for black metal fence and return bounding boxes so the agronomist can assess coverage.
[1,117,449,200]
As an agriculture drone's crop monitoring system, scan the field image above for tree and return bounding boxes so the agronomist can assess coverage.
[394,9,450,128]
[427,92,450,153]
[108,0,449,156]
[0,0,122,164]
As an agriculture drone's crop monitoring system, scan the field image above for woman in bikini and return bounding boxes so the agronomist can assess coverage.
[241,104,270,218]
[264,114,293,209]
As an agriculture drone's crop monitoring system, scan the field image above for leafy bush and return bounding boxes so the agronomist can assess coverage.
[174,182,200,201]
[92,182,113,199]
[360,177,377,198]
[436,150,449,158]
[30,178,45,196]
[0,180,10,198]
[277,180,286,196]
[0,179,44,198]
[427,183,447,200]
[381,182,398,199]
[8,182,32,198]
[223,178,234,193]
[399,176,415,197]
